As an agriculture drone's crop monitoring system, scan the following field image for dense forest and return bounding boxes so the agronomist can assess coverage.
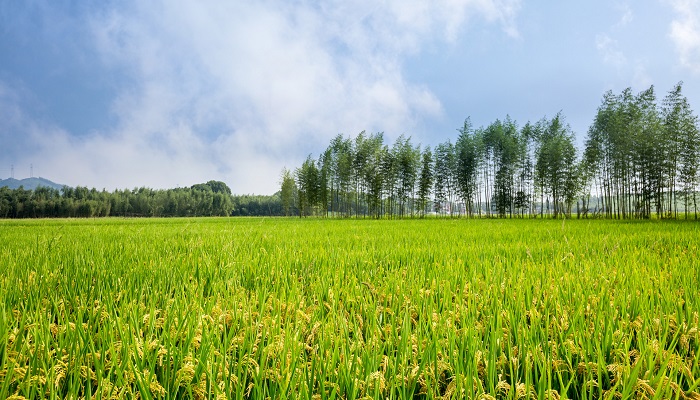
[284,83,700,219]
[0,180,285,218]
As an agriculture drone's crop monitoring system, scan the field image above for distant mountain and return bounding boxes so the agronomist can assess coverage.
[0,177,66,191]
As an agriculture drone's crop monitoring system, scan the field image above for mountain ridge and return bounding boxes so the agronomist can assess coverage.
[0,177,66,191]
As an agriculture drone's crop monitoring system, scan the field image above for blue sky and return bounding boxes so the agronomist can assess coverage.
[2,1,700,194]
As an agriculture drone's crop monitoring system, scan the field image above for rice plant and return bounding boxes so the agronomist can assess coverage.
[1,218,698,399]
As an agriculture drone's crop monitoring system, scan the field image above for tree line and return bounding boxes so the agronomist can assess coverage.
[3,83,697,220]
[283,83,700,219]
[0,181,239,218]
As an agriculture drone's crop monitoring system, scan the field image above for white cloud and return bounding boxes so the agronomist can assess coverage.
[614,2,634,27]
[7,0,521,194]
[0,81,57,168]
[669,0,700,73]
[592,2,655,89]
[596,34,627,68]
[632,63,653,88]
[0,81,217,189]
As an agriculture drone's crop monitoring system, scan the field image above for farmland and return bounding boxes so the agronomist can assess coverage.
[1,218,699,399]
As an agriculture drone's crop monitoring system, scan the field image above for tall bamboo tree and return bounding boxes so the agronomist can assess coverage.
[417,146,434,217]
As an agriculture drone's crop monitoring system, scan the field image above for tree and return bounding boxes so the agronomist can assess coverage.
[663,82,700,219]
[327,135,354,217]
[381,142,398,217]
[536,114,578,218]
[516,122,536,217]
[317,149,332,217]
[296,156,320,217]
[483,117,520,217]
[393,135,420,218]
[433,142,454,216]
[280,168,297,217]
[455,118,481,217]
[417,146,434,217]
[363,134,386,218]
[205,180,232,195]
[633,86,663,219]
[584,90,629,219]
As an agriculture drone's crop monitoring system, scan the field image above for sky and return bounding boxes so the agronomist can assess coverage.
[2,1,700,195]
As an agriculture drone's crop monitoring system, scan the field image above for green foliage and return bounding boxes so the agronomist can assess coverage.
[535,113,579,218]
[286,83,699,220]
[279,168,297,217]
[417,146,434,217]
[1,218,698,398]
[295,155,320,217]
[0,184,235,218]
[455,118,480,216]
[4,86,698,221]
[230,193,284,216]
[191,180,232,195]
[584,83,700,219]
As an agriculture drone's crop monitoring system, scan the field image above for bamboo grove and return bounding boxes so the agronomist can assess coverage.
[284,83,700,219]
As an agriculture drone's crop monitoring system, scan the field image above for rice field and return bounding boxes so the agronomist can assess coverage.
[1,217,699,399]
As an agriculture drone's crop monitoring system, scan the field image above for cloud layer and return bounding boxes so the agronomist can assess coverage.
[670,0,700,73]
[2,0,521,193]
[10,1,697,195]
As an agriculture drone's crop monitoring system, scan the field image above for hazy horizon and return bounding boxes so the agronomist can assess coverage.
[3,1,700,195]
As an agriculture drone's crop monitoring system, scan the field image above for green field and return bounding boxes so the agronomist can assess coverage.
[1,218,699,399]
